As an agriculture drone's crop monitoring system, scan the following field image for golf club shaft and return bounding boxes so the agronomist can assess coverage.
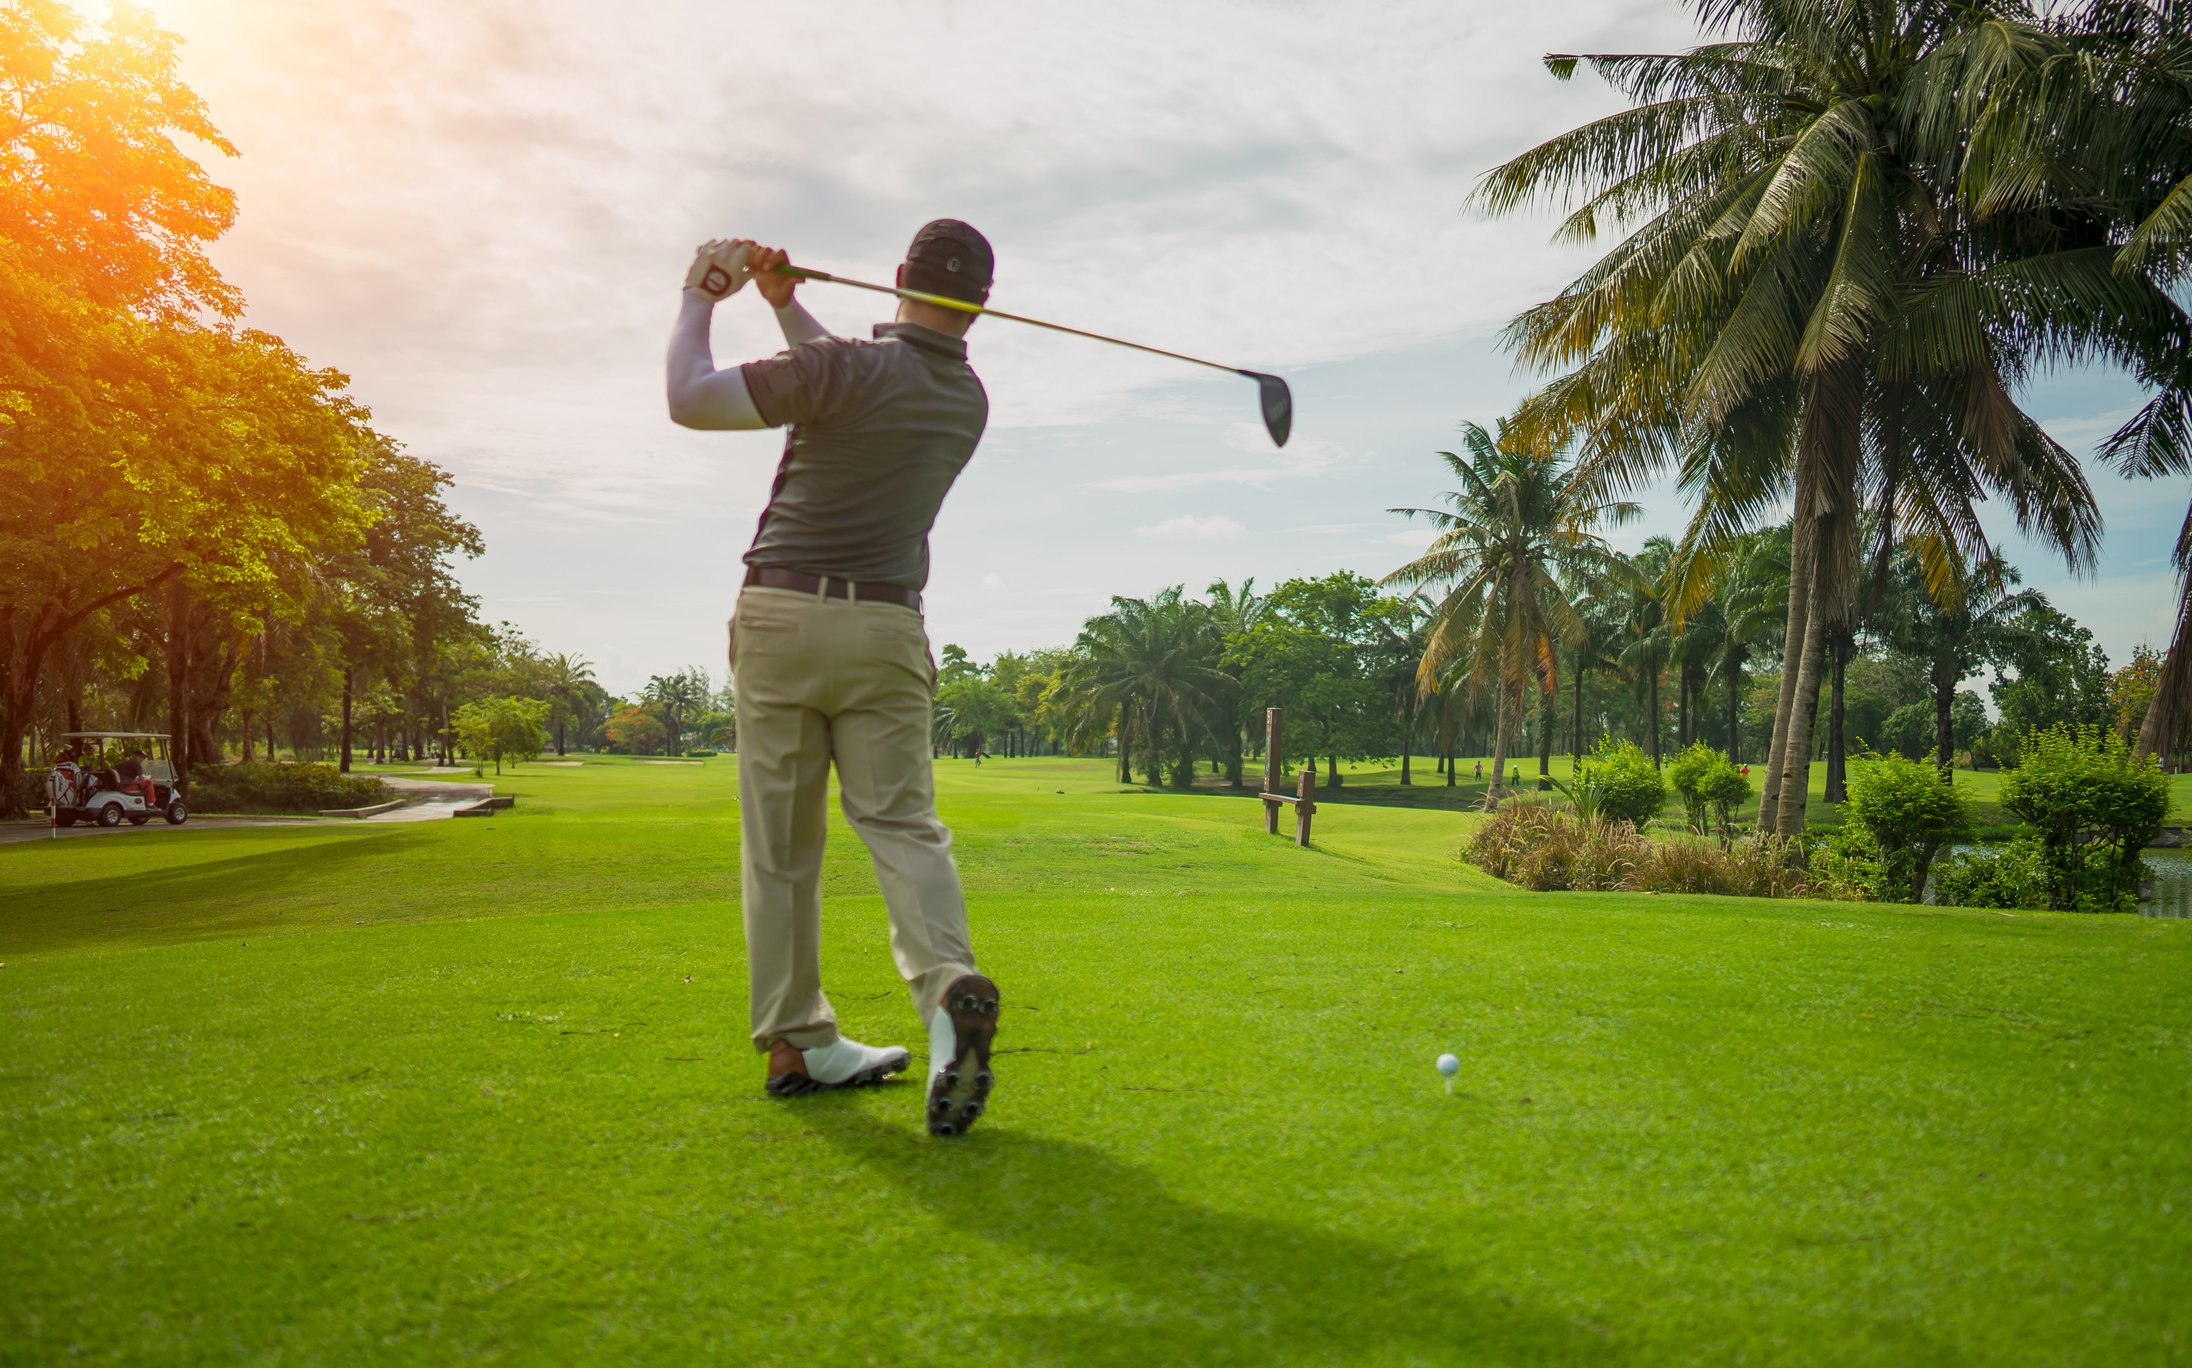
[777,266,1248,378]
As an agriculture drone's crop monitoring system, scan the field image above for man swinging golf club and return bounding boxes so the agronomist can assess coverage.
[665,221,1001,1138]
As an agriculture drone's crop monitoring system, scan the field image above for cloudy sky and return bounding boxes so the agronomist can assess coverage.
[115,0,2185,693]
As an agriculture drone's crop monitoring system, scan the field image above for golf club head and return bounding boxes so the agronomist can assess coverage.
[1241,370,1292,447]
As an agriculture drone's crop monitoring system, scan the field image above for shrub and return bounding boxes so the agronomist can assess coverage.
[23,766,52,812]
[1666,743,1752,842]
[1933,838,2053,911]
[1839,751,1974,902]
[2001,724,2170,913]
[188,762,390,814]
[1592,738,1666,830]
[1808,825,1887,902]
[1468,801,1645,891]
[1628,836,1811,898]
[685,749,717,758]
[1467,802,1809,897]
[1665,743,1717,832]
[1549,759,1608,821]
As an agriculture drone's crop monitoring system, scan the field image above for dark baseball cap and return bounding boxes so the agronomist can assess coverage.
[904,219,993,304]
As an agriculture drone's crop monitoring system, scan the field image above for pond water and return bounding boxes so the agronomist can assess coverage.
[1937,844,2192,917]
[2143,847,2192,919]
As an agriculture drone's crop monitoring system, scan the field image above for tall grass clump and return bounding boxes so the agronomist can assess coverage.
[1469,802,1808,897]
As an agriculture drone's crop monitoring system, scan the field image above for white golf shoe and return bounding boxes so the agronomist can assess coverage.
[925,973,1002,1137]
[765,1036,911,1097]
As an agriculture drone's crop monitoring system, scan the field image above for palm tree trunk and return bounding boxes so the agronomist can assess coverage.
[2136,571,2192,767]
[1116,702,1131,783]
[1725,650,1743,765]
[1536,680,1554,790]
[1774,577,1830,837]
[1572,656,1586,763]
[1759,509,1817,825]
[1824,634,1849,804]
[1647,669,1661,765]
[1486,680,1516,808]
[1399,691,1420,786]
[1934,660,1956,783]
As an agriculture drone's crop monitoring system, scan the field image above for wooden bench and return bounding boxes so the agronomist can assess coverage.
[1257,706,1316,846]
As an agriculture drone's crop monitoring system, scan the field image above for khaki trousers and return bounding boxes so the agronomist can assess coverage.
[728,585,975,1051]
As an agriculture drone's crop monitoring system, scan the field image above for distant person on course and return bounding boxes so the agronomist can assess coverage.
[664,221,1002,1138]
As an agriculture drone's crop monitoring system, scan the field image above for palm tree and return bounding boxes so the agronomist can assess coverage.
[1877,550,2047,779]
[642,668,709,757]
[543,652,595,756]
[1203,577,1266,787]
[1369,595,1433,785]
[1474,1,2173,833]
[1616,537,1676,763]
[1058,589,1226,789]
[1384,421,1635,806]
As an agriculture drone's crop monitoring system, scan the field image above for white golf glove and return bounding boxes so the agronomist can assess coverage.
[683,239,752,301]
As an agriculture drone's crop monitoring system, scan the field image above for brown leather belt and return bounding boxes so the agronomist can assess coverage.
[743,566,921,609]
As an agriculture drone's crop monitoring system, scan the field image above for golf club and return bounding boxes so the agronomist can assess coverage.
[774,265,1293,448]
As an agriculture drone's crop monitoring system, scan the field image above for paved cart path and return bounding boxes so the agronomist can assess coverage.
[0,777,496,845]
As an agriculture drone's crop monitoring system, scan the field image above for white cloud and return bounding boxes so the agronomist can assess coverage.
[1136,515,1246,541]
[1088,432,1360,493]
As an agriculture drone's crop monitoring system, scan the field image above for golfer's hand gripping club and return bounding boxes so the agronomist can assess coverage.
[683,239,753,301]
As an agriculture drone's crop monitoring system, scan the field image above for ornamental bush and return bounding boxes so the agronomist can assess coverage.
[2000,725,2171,912]
[1933,837,2053,911]
[1592,738,1667,830]
[1839,751,1974,903]
[188,762,390,814]
[1666,742,1752,842]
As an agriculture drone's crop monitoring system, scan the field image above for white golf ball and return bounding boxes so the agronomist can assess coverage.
[1435,1053,1460,1077]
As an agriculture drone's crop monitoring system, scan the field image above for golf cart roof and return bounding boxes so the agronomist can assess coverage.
[60,732,170,740]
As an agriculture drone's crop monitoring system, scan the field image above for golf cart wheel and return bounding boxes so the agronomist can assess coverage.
[96,803,123,828]
[55,813,76,828]
[129,813,150,826]
[165,800,188,826]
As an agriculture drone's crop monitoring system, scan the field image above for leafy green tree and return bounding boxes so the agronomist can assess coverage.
[934,675,1014,756]
[1232,573,1411,790]
[1987,603,2114,761]
[451,696,548,775]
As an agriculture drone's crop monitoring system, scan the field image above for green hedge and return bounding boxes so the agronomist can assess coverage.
[187,762,391,814]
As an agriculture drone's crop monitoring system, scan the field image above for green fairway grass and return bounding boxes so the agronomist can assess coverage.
[4,756,2188,1363]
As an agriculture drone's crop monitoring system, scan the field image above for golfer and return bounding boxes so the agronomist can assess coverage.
[666,221,1001,1138]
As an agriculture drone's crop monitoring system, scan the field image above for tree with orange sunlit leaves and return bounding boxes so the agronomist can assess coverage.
[1,1,255,815]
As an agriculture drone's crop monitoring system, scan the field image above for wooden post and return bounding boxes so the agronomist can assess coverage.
[1295,767,1316,846]
[1263,707,1284,835]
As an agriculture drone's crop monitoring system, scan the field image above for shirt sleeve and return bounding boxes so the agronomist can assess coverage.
[740,337,860,429]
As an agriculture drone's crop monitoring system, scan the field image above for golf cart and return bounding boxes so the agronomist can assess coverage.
[47,732,188,828]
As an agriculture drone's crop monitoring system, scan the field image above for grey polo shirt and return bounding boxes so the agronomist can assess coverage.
[738,322,988,591]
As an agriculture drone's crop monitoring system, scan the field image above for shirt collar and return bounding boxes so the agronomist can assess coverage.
[873,321,967,361]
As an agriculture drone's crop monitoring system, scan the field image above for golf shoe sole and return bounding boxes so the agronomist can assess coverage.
[927,973,1001,1138]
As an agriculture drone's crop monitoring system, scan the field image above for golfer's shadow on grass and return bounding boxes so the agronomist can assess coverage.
[798,1108,1607,1364]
